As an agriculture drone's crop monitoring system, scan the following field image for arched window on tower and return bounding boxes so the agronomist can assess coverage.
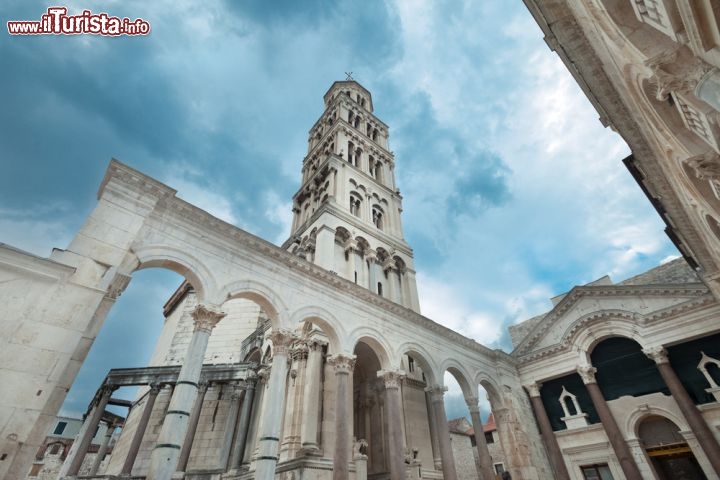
[350,194,362,217]
[347,141,354,164]
[372,128,378,141]
[372,206,384,230]
[368,155,376,177]
[354,116,361,129]
[348,111,354,124]
[354,148,362,168]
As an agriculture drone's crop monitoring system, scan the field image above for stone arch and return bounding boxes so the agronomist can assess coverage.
[220,279,288,329]
[475,373,505,409]
[626,406,689,439]
[290,305,343,354]
[565,310,647,359]
[396,342,439,386]
[440,359,475,399]
[348,329,392,369]
[133,244,218,304]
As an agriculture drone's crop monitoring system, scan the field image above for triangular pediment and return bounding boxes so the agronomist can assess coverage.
[512,283,710,357]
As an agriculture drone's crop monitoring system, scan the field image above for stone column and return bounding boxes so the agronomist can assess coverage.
[465,395,496,480]
[424,390,442,469]
[121,383,161,475]
[644,346,720,473]
[89,421,116,476]
[148,304,226,480]
[230,375,257,469]
[301,339,326,454]
[380,371,407,480]
[255,330,295,480]
[578,366,642,480]
[59,384,115,477]
[367,250,377,292]
[219,382,245,470]
[328,354,356,480]
[524,383,569,480]
[177,381,208,473]
[427,386,458,480]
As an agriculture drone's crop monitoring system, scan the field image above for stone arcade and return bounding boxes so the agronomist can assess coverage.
[2,81,549,480]
[4,0,720,478]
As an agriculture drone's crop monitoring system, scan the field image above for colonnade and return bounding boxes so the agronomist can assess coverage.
[526,346,720,479]
[60,303,503,480]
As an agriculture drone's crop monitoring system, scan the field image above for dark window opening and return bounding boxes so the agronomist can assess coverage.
[53,422,67,436]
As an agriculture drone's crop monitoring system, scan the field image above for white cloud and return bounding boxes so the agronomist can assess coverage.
[163,167,239,226]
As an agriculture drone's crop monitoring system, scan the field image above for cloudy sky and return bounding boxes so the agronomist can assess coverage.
[2,1,678,420]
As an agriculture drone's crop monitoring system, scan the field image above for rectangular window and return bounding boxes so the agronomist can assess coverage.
[485,431,494,444]
[581,464,614,480]
[52,422,67,435]
[494,463,505,474]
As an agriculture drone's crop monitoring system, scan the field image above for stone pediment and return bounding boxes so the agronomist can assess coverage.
[512,283,711,361]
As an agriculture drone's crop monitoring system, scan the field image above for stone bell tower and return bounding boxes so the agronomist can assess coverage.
[283,80,420,311]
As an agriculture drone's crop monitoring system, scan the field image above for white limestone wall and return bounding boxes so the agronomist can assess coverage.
[450,432,480,480]
[402,381,434,468]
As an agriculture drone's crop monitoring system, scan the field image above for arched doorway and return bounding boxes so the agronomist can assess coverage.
[639,415,707,480]
[353,340,387,475]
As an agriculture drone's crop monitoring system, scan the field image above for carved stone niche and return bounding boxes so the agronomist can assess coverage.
[697,351,720,402]
[559,386,589,429]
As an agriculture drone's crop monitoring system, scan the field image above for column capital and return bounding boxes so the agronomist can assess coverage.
[425,385,448,402]
[379,370,405,389]
[291,341,309,360]
[268,329,297,356]
[525,382,542,397]
[577,366,597,384]
[197,381,209,393]
[307,338,327,351]
[191,304,226,332]
[465,395,480,413]
[148,382,162,394]
[328,354,356,374]
[643,346,669,364]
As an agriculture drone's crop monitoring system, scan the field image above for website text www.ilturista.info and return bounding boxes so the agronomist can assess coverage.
[8,7,150,36]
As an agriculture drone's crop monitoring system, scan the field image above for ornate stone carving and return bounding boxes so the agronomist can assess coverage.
[577,365,597,384]
[291,341,309,361]
[328,354,356,374]
[525,382,542,397]
[379,370,405,389]
[643,346,669,364]
[191,304,226,333]
[268,329,297,356]
[645,49,714,101]
[353,438,368,459]
[425,385,448,403]
[464,395,480,411]
[686,152,720,180]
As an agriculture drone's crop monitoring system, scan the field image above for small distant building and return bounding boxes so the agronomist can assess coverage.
[26,413,123,479]
[449,414,508,479]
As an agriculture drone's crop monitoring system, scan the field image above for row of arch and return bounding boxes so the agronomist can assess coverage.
[129,244,503,398]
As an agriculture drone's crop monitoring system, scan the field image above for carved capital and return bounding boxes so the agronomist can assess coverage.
[307,338,327,352]
[291,341,309,361]
[191,304,226,333]
[379,370,405,389]
[525,382,542,398]
[148,382,162,395]
[328,354,356,374]
[268,329,296,356]
[644,346,669,365]
[197,381,209,393]
[577,366,597,384]
[425,385,448,403]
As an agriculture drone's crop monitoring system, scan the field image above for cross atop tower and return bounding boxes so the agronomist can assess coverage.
[282,80,420,311]
[345,71,354,81]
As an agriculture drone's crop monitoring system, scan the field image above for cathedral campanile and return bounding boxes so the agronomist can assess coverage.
[283,80,420,311]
